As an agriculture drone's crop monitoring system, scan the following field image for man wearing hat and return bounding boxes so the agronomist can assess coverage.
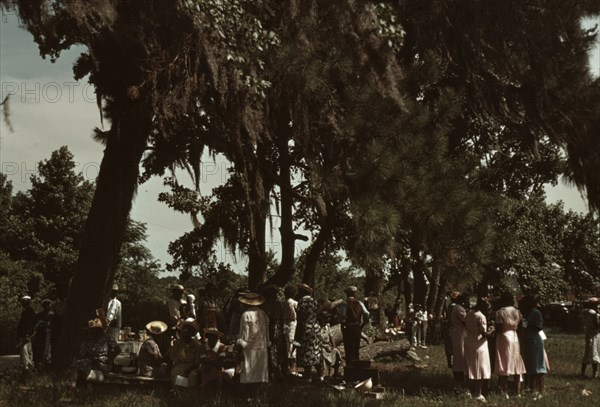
[342,286,370,366]
[106,284,122,341]
[138,321,168,378]
[17,295,36,370]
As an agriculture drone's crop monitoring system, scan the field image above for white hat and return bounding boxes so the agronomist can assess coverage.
[20,295,31,302]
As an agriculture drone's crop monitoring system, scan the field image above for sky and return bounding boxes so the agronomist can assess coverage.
[0,11,598,272]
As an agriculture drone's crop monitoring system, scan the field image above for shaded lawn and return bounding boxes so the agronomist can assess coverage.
[1,331,599,406]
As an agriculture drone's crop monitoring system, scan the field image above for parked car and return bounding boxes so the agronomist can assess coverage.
[541,301,584,332]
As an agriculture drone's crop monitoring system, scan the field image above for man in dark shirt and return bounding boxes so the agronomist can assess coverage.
[17,295,36,370]
[341,286,370,366]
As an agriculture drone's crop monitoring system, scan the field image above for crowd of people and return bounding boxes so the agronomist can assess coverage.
[16,283,374,397]
[15,283,600,401]
[443,292,600,402]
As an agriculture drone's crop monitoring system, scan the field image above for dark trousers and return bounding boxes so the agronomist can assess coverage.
[342,325,362,365]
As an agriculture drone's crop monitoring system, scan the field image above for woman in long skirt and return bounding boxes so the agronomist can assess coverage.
[494,292,527,397]
[519,295,547,400]
[295,283,322,381]
[464,298,494,402]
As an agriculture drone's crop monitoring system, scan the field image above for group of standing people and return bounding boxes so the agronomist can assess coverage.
[447,292,548,402]
[16,294,65,371]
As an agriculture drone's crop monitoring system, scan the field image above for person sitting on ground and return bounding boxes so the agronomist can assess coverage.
[318,308,342,377]
[166,320,202,387]
[198,327,230,390]
[138,321,168,378]
[69,311,121,387]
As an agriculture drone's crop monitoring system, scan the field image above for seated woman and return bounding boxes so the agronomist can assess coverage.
[138,320,168,378]
[318,311,342,378]
[198,327,230,390]
[69,314,120,387]
[167,320,202,387]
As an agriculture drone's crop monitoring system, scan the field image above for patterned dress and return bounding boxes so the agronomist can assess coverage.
[582,309,600,364]
[71,332,121,376]
[494,306,526,376]
[296,295,322,368]
[464,310,491,380]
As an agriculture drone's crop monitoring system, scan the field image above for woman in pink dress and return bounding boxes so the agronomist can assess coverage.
[464,298,494,402]
[494,292,526,397]
[450,293,469,389]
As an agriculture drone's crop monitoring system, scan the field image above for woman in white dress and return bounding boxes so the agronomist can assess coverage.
[237,293,269,398]
[464,297,494,402]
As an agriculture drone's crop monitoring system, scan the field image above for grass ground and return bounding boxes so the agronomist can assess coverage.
[1,330,598,406]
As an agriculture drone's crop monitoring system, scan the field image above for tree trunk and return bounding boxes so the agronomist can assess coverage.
[264,122,296,287]
[434,276,448,317]
[55,101,151,368]
[425,261,441,313]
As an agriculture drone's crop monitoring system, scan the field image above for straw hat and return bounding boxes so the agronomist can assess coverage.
[172,284,184,291]
[87,318,105,330]
[586,297,600,305]
[203,327,223,337]
[344,286,358,295]
[20,295,31,303]
[297,283,313,295]
[145,320,168,335]
[41,299,52,306]
[238,292,265,306]
[111,284,119,291]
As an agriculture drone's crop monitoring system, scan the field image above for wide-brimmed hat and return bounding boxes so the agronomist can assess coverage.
[172,284,184,291]
[238,292,265,306]
[177,320,199,334]
[344,286,358,295]
[146,320,168,335]
[111,284,119,291]
[203,327,223,337]
[20,295,31,302]
[41,298,52,306]
[586,297,600,305]
[297,283,313,294]
[87,318,105,330]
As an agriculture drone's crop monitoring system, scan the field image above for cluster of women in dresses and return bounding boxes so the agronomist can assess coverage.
[448,292,548,402]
